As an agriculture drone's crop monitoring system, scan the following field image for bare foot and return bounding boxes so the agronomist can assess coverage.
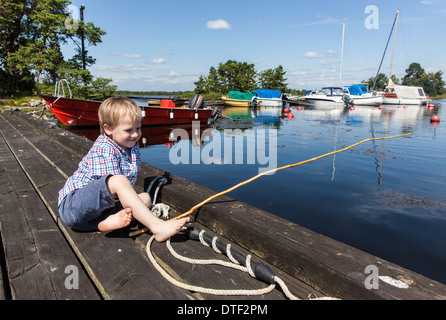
[98,208,133,232]
[152,217,190,242]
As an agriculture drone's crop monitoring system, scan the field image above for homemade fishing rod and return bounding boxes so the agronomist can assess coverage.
[130,132,412,237]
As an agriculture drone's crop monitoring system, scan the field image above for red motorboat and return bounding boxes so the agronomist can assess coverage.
[41,95,214,127]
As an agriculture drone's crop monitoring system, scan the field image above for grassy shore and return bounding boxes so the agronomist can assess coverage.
[0,95,53,117]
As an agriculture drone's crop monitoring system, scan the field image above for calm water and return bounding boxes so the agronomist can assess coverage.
[75,98,446,285]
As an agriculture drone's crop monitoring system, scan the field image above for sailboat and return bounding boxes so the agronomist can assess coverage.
[301,23,349,107]
[374,8,431,106]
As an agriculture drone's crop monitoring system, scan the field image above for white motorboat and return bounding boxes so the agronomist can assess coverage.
[301,87,347,107]
[346,84,383,106]
[252,89,283,107]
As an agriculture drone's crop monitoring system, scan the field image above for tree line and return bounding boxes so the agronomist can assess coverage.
[194,60,304,96]
[362,63,445,96]
[196,60,445,97]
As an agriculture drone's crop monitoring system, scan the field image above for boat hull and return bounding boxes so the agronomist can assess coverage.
[222,96,261,107]
[301,97,345,107]
[42,96,213,127]
[381,97,430,106]
[350,96,383,106]
[257,98,283,107]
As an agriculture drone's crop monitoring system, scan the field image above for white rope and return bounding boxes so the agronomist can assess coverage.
[144,218,339,300]
[151,203,170,218]
[146,235,276,296]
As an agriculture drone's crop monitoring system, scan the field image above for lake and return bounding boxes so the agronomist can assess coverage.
[74,98,446,285]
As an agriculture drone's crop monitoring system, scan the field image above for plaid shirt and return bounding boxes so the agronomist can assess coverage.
[58,133,141,206]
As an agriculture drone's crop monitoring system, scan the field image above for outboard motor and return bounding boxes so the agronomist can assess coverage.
[343,94,353,107]
[188,94,206,109]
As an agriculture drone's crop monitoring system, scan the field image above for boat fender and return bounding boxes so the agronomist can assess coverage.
[185,226,276,285]
[189,94,206,109]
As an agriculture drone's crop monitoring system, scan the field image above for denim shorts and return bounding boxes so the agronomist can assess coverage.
[58,175,123,231]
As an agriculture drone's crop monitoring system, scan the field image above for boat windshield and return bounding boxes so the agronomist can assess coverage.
[331,88,345,96]
[320,87,345,96]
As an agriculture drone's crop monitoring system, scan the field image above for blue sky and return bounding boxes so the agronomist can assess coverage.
[63,0,446,92]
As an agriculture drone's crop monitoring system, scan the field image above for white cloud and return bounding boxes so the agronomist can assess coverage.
[95,64,148,72]
[113,52,142,59]
[150,58,167,65]
[168,71,180,76]
[304,51,325,58]
[206,19,231,30]
[292,16,339,27]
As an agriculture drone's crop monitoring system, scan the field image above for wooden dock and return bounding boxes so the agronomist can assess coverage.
[1,110,445,301]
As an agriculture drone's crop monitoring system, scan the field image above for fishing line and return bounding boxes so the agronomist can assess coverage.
[130,132,412,238]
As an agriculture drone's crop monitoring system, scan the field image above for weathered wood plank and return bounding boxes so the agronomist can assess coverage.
[0,112,191,300]
[5,110,446,300]
[0,129,100,300]
[0,229,6,300]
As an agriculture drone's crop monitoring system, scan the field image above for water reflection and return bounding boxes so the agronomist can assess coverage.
[69,124,212,149]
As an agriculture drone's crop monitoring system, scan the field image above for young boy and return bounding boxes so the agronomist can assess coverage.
[58,96,189,242]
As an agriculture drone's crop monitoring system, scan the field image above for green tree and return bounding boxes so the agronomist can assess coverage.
[402,62,425,86]
[419,71,445,96]
[195,60,289,94]
[362,73,388,90]
[362,73,399,90]
[0,0,109,97]
[217,60,257,93]
[257,65,288,92]
[195,60,257,94]
[402,62,445,96]
[194,66,221,94]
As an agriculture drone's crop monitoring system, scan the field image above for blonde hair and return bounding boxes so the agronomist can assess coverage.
[98,96,142,133]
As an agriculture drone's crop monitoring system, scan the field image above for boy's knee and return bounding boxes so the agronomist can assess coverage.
[139,193,152,207]
[107,175,129,185]
[106,175,132,195]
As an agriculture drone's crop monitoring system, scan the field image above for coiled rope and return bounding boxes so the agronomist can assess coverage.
[146,230,338,300]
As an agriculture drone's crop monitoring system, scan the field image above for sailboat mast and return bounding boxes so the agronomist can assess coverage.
[371,7,399,91]
[388,7,400,82]
[340,23,345,86]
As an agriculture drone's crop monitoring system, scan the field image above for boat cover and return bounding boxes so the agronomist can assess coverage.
[227,91,257,100]
[387,79,426,98]
[252,89,282,99]
[347,84,370,96]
